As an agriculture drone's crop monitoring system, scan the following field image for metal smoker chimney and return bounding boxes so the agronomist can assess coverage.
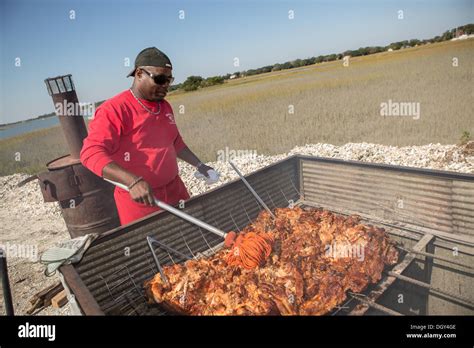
[25,74,121,238]
[44,74,88,159]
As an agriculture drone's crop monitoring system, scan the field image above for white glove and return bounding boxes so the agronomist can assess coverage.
[194,169,220,185]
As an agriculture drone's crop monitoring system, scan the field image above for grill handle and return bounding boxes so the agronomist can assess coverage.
[104,178,227,239]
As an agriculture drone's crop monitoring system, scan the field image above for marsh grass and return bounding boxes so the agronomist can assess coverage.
[1,39,472,175]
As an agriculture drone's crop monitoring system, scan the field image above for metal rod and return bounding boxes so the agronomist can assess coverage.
[151,239,192,261]
[166,250,176,265]
[396,245,473,270]
[331,297,355,316]
[0,250,15,316]
[240,198,253,224]
[229,161,275,218]
[126,267,147,301]
[197,226,216,255]
[229,212,241,232]
[288,173,303,199]
[348,292,403,316]
[104,178,226,239]
[146,236,168,285]
[350,233,435,315]
[180,230,196,258]
[279,185,289,204]
[265,190,277,209]
[387,271,474,307]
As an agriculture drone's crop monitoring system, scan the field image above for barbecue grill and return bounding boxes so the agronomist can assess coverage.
[59,155,474,316]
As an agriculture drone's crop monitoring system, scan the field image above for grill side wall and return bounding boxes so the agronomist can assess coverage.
[300,158,474,237]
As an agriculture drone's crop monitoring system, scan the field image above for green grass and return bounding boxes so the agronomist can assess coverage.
[1,39,473,176]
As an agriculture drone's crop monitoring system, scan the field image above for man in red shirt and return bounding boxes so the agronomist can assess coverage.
[80,47,216,225]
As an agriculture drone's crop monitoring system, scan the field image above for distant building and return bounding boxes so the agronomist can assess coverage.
[387,48,393,52]
[229,74,237,79]
[451,34,469,41]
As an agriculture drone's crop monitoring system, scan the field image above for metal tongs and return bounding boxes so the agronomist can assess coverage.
[104,177,235,283]
[104,178,227,238]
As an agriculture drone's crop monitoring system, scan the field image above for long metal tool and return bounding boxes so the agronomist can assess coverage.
[146,236,169,284]
[229,161,276,219]
[104,178,228,239]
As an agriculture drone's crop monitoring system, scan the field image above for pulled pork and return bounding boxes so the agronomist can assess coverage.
[145,207,398,315]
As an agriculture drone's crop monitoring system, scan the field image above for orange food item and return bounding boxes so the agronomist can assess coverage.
[226,231,274,269]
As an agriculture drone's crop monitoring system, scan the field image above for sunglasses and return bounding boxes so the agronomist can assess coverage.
[139,68,175,85]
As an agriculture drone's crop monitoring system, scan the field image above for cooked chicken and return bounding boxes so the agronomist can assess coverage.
[145,207,398,315]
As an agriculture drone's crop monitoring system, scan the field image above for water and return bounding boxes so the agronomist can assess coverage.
[0,117,60,140]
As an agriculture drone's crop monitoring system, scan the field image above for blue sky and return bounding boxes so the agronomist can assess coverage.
[1,0,473,123]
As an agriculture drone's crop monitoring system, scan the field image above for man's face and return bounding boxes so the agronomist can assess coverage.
[135,66,173,102]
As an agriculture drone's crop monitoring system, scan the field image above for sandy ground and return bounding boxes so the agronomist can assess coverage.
[1,142,473,315]
[0,175,69,315]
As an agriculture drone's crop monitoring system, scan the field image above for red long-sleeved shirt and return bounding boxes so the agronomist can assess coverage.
[80,89,190,225]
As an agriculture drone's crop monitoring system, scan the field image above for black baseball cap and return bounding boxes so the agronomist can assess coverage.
[127,47,173,77]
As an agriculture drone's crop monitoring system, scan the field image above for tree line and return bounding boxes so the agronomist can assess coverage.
[170,23,473,92]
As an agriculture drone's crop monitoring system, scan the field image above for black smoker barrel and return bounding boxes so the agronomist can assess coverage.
[34,75,120,238]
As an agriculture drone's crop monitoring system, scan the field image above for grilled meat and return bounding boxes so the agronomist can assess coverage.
[145,207,398,315]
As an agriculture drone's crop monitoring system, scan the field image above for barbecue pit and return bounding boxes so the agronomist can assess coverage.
[59,155,474,315]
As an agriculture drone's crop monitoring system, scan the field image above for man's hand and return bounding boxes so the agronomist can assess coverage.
[102,162,157,207]
[198,163,214,177]
[177,147,215,177]
[129,179,156,206]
